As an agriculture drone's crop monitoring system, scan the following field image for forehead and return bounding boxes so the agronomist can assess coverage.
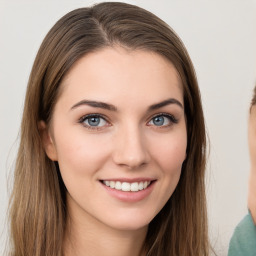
[58,47,183,108]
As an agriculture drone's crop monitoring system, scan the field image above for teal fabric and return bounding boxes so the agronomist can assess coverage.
[228,212,256,256]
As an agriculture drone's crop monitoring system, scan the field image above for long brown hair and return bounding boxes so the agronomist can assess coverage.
[9,2,209,255]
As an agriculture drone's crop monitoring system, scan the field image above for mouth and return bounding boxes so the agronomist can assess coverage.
[100,180,153,192]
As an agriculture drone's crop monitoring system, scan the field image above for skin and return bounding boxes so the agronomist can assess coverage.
[41,47,187,256]
[248,105,256,223]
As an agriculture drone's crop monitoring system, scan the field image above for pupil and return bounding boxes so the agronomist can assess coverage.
[88,117,100,126]
[153,116,164,126]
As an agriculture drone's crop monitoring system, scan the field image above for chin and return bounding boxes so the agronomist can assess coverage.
[101,211,156,232]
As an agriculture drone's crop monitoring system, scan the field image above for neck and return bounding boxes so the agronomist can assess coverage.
[63,196,148,256]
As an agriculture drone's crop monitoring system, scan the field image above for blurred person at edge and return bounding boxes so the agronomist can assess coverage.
[228,86,256,256]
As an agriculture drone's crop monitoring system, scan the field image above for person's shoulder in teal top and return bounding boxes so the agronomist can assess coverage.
[228,212,256,256]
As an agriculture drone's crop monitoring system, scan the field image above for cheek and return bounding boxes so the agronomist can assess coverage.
[152,132,187,174]
[163,143,186,168]
[149,131,187,211]
[54,131,112,176]
[249,119,256,167]
[249,141,256,167]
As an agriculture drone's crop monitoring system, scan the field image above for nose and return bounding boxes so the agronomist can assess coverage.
[112,126,150,169]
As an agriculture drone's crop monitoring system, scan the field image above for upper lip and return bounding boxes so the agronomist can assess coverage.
[99,178,156,183]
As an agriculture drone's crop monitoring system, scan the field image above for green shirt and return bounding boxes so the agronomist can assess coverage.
[228,212,256,256]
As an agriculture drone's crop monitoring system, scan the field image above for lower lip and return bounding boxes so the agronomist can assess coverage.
[100,181,156,202]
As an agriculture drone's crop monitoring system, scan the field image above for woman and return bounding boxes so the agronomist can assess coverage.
[228,86,256,256]
[9,2,209,255]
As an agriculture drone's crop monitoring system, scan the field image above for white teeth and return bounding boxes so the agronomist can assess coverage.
[121,182,130,191]
[115,181,122,190]
[138,182,144,190]
[131,182,139,192]
[102,180,151,192]
[110,181,115,188]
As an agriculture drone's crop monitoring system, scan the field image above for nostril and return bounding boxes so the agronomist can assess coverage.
[112,147,150,168]
[112,129,151,168]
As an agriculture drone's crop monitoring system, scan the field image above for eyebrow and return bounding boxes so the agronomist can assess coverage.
[71,100,117,111]
[148,98,183,110]
[70,98,183,111]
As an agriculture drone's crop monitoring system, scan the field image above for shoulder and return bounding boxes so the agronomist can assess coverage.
[228,212,256,256]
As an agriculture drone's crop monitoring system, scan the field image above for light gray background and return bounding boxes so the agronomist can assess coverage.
[1,0,256,255]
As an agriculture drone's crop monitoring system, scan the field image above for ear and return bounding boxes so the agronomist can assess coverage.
[38,121,58,161]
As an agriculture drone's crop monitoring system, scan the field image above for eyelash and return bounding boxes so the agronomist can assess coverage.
[78,114,110,130]
[147,113,178,128]
[78,113,178,130]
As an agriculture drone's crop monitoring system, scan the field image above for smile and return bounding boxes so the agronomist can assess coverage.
[102,180,151,192]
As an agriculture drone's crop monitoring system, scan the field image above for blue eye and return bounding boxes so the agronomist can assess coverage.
[80,115,108,128]
[148,114,177,127]
[152,116,165,126]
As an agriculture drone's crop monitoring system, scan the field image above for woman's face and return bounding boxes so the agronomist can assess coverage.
[43,47,187,232]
